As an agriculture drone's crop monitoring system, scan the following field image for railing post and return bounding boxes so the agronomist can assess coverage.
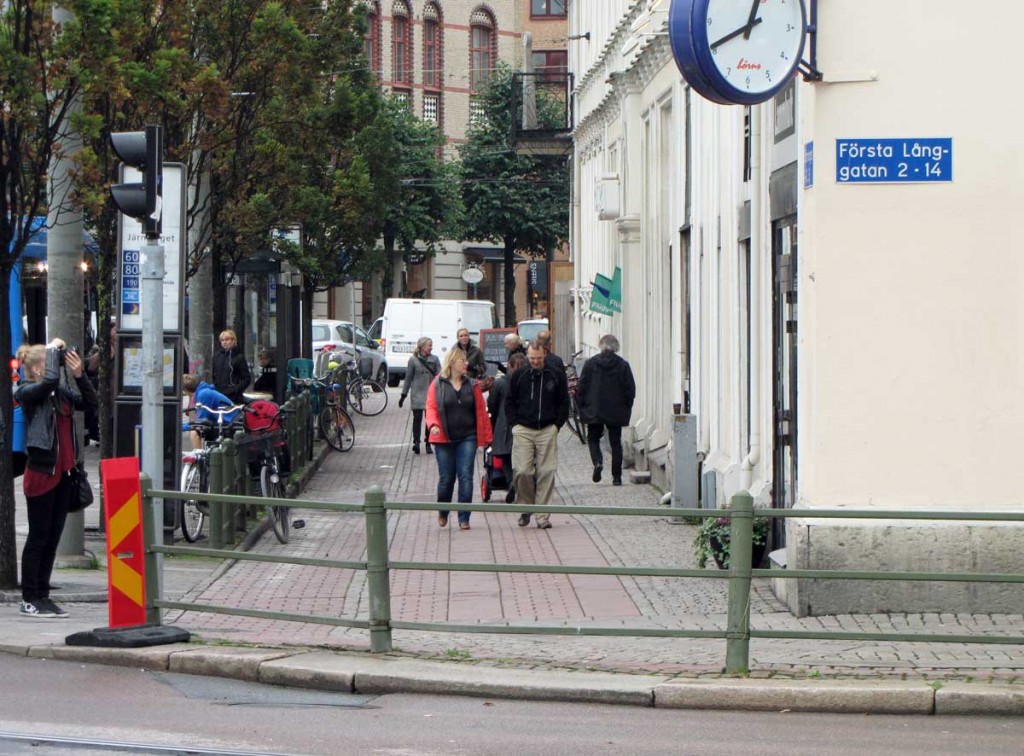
[220,437,237,545]
[725,491,753,674]
[364,484,393,652]
[208,446,224,550]
[234,429,250,528]
[140,473,162,626]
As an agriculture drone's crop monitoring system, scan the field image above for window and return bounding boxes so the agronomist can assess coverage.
[392,2,410,83]
[363,3,380,80]
[532,50,567,81]
[531,0,566,17]
[423,19,439,87]
[423,93,439,124]
[392,90,411,109]
[470,10,495,91]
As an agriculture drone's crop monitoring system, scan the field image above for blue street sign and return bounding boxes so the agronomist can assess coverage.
[836,138,952,184]
[804,141,814,188]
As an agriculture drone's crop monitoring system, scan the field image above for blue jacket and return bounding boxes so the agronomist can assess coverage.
[193,382,239,424]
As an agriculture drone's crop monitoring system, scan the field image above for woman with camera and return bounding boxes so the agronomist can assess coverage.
[15,339,97,619]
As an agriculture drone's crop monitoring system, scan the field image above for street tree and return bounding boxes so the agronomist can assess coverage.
[355,96,462,313]
[0,0,114,587]
[459,64,570,326]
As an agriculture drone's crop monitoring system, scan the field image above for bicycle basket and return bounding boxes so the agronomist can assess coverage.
[244,400,281,433]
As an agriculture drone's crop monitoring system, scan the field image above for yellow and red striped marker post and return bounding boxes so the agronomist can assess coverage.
[100,457,147,628]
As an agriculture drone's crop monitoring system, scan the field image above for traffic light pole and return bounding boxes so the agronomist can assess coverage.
[140,235,166,565]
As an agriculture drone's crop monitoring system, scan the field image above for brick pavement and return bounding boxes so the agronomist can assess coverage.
[166,387,1024,682]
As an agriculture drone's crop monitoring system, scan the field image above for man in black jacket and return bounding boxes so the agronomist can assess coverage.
[576,334,635,486]
[505,342,569,529]
[211,329,251,404]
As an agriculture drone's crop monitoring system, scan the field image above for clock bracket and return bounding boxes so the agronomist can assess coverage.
[798,0,823,82]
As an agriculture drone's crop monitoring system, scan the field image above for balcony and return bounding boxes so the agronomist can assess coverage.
[511,71,574,157]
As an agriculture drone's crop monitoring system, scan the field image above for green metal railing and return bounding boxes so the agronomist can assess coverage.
[186,393,312,550]
[143,482,1024,673]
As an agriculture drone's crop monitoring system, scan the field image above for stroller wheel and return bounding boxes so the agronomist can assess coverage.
[481,475,491,502]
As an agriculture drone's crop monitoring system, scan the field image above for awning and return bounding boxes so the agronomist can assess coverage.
[464,247,527,264]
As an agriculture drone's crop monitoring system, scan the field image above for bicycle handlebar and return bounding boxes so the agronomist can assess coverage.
[194,402,247,417]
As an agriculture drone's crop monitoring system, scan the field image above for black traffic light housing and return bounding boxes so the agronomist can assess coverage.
[110,124,163,240]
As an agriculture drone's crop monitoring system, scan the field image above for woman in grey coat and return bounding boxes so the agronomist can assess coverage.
[399,337,441,454]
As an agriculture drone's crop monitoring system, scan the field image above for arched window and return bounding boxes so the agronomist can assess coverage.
[392,1,411,84]
[469,9,495,92]
[422,3,442,89]
[362,2,381,80]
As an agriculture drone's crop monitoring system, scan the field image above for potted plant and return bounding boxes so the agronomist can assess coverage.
[694,515,770,569]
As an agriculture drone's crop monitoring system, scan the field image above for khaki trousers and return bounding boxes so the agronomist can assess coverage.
[511,424,559,524]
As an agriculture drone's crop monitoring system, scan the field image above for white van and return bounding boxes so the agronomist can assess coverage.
[382,298,496,386]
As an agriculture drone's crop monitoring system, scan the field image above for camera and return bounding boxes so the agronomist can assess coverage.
[57,346,78,366]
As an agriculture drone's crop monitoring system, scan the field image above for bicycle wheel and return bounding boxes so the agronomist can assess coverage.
[347,378,387,416]
[260,463,290,544]
[320,405,356,451]
[570,396,588,445]
[179,462,205,543]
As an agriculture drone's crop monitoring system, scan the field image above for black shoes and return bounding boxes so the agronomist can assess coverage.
[425,441,433,455]
[592,464,603,483]
[505,487,516,504]
[413,444,420,455]
[612,478,623,486]
[518,513,531,527]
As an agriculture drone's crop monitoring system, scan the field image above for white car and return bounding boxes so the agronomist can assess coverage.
[516,318,548,345]
[311,320,388,384]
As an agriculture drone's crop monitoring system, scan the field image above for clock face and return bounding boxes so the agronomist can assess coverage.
[705,0,805,96]
[669,0,807,105]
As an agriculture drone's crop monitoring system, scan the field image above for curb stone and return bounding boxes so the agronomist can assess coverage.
[934,683,1024,715]
[5,642,1024,714]
[653,678,935,714]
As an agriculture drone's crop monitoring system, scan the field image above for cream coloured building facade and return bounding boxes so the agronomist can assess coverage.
[569,0,1023,614]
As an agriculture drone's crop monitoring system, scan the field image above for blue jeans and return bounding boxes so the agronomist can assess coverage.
[435,436,476,524]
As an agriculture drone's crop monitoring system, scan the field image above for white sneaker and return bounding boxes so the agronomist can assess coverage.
[20,600,57,618]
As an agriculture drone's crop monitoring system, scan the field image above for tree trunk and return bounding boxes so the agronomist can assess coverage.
[503,238,517,327]
[188,250,215,379]
[0,264,18,589]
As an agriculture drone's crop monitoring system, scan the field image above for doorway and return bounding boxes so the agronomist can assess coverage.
[771,216,798,541]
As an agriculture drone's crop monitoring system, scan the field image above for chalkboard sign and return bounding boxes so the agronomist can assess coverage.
[479,328,515,376]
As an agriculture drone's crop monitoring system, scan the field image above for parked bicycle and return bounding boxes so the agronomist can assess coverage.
[249,424,291,544]
[291,375,355,452]
[180,402,246,543]
[342,356,388,416]
[565,350,587,445]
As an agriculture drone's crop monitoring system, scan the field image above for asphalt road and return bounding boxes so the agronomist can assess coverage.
[1,654,1021,755]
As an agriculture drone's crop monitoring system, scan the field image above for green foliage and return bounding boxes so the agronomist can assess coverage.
[459,64,570,324]
[693,515,770,569]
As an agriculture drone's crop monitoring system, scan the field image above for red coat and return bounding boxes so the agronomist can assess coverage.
[424,376,493,447]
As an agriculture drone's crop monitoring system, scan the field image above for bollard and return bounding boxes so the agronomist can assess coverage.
[724,491,754,674]
[140,473,162,626]
[364,485,393,652]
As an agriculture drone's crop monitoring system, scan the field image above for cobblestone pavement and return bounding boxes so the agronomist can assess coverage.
[166,388,1024,683]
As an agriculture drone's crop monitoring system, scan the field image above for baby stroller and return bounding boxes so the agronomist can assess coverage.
[480,446,512,502]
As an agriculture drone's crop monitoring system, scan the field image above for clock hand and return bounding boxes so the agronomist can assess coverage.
[743,0,762,39]
[710,17,763,51]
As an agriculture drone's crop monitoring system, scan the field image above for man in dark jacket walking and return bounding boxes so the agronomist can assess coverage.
[505,342,569,528]
[576,334,635,486]
[212,329,251,404]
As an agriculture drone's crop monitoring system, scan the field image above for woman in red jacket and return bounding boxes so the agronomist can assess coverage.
[425,348,493,530]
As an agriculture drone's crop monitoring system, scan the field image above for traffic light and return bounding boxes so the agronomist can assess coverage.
[109,124,163,239]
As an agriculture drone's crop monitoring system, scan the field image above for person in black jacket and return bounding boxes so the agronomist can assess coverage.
[505,342,569,529]
[211,330,251,404]
[576,334,636,486]
[15,340,97,618]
